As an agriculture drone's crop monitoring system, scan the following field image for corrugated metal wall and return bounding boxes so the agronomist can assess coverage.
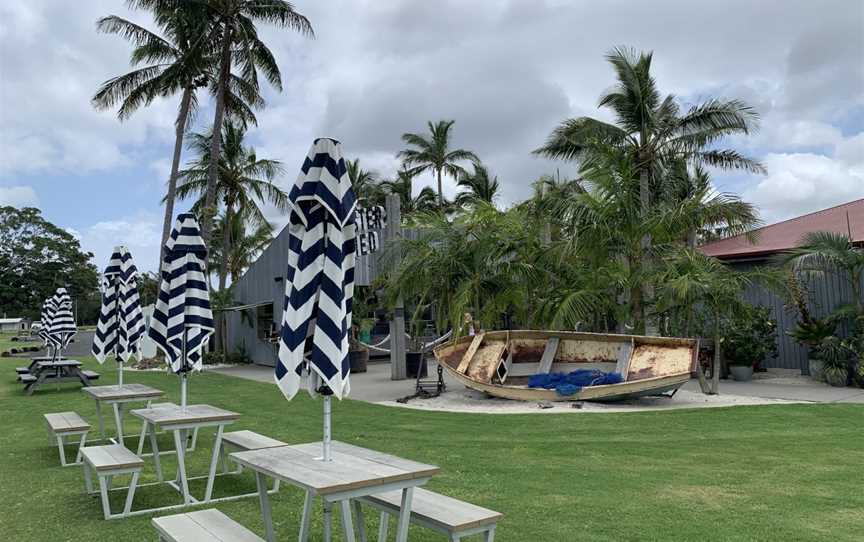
[731,259,862,373]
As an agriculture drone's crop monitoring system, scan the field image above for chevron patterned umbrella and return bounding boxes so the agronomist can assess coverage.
[38,297,55,351]
[148,213,214,408]
[92,246,145,385]
[47,288,76,360]
[277,138,356,461]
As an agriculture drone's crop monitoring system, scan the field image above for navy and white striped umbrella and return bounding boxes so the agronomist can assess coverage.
[92,247,145,384]
[149,213,214,386]
[38,297,54,348]
[47,288,76,357]
[277,138,357,401]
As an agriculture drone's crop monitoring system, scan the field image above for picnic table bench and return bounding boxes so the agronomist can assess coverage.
[21,360,99,395]
[153,509,264,542]
[44,411,91,466]
[81,444,144,520]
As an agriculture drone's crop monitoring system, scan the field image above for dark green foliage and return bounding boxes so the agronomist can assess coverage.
[0,206,100,323]
[723,306,778,367]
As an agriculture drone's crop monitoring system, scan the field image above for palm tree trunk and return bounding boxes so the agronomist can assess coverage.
[218,205,231,293]
[711,311,721,394]
[159,87,194,268]
[638,157,657,335]
[202,24,233,247]
[686,229,698,249]
[436,168,443,207]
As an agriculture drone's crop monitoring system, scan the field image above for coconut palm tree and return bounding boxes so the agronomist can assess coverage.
[347,158,385,205]
[454,162,500,208]
[783,232,864,315]
[198,0,313,247]
[174,120,287,292]
[210,212,273,282]
[534,47,764,333]
[399,120,479,207]
[380,168,440,217]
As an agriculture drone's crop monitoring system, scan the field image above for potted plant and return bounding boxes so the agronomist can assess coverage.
[816,337,849,387]
[787,318,836,381]
[723,306,778,382]
[406,335,427,379]
[348,324,369,373]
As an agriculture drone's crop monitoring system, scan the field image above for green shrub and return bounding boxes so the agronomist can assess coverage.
[723,306,778,367]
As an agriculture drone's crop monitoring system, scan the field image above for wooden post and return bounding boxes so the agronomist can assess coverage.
[385,194,407,380]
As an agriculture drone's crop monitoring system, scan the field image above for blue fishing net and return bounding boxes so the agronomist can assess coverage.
[528,369,624,396]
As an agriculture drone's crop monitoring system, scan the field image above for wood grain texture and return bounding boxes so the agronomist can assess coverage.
[222,430,287,450]
[364,488,502,531]
[152,509,264,542]
[82,384,164,401]
[44,411,90,432]
[81,444,144,471]
[130,404,240,425]
[456,333,485,374]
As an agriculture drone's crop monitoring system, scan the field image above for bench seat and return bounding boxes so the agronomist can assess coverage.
[153,509,264,542]
[361,488,502,541]
[20,374,37,384]
[81,444,144,519]
[81,444,144,471]
[16,366,30,374]
[44,411,91,467]
[81,370,100,380]
[222,430,287,451]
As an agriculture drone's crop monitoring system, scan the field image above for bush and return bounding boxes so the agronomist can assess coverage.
[202,350,251,365]
[724,306,778,367]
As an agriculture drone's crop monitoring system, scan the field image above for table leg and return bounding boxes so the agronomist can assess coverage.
[377,512,389,542]
[137,422,147,456]
[148,423,163,482]
[98,475,112,520]
[112,403,124,446]
[340,500,357,542]
[298,490,314,542]
[76,432,87,464]
[323,501,333,542]
[395,487,414,542]
[204,424,224,502]
[353,500,368,542]
[256,472,276,542]
[95,401,105,439]
[123,471,140,516]
[173,429,190,504]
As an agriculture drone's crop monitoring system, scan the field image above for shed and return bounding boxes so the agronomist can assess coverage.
[0,318,31,333]
[699,198,864,373]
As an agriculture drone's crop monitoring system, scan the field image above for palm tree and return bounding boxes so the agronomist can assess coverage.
[380,168,440,217]
[174,120,287,292]
[92,3,211,266]
[211,212,273,282]
[399,120,479,207]
[534,47,764,333]
[198,0,313,247]
[454,162,500,208]
[347,158,385,205]
[782,232,864,315]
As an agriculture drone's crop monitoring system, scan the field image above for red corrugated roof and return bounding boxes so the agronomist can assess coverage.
[699,198,864,259]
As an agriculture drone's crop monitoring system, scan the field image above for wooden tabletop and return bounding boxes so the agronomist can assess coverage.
[82,383,164,401]
[130,403,240,426]
[230,441,439,496]
[36,360,81,368]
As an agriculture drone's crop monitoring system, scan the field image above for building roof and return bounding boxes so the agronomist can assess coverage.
[0,318,25,325]
[699,198,864,260]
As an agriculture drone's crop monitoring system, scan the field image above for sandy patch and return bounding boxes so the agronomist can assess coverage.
[377,387,800,414]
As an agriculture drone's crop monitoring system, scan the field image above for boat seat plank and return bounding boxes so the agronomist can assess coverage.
[615,340,634,382]
[537,337,560,374]
[466,342,507,382]
[456,333,485,375]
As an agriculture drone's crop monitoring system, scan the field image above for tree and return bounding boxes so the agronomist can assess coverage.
[535,47,763,333]
[198,0,313,247]
[380,167,440,217]
[174,120,286,292]
[210,212,273,283]
[454,162,500,208]
[0,207,100,324]
[347,158,385,206]
[399,120,479,207]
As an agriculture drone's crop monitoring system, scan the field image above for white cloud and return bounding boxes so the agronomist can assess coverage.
[0,185,39,207]
[76,211,163,274]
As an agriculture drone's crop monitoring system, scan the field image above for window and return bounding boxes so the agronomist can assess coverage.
[256,303,275,340]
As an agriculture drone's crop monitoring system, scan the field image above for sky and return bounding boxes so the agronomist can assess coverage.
[1,0,862,274]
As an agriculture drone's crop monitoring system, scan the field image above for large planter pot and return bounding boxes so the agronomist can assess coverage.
[729,365,754,382]
[406,351,428,379]
[808,359,825,382]
[349,349,369,373]
[824,366,848,387]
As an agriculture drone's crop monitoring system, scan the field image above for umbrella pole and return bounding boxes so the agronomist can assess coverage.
[181,373,188,409]
[323,395,332,461]
[118,360,123,386]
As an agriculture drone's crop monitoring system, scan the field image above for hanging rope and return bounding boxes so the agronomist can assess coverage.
[358,329,452,354]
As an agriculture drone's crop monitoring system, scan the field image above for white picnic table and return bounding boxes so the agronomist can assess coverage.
[231,441,440,542]
[131,403,240,507]
[82,384,164,445]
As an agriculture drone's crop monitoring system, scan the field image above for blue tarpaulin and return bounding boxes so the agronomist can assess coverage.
[528,369,624,396]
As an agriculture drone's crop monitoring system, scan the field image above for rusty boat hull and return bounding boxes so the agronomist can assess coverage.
[433,330,698,402]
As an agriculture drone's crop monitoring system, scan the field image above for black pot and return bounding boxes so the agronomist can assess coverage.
[406,351,427,378]
[349,349,369,373]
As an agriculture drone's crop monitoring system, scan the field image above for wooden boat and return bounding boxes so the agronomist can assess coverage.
[433,330,698,402]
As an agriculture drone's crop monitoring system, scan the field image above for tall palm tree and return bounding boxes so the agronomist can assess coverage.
[535,47,764,333]
[210,212,273,282]
[454,162,500,208]
[399,120,479,207]
[380,168,440,217]
[199,0,313,247]
[174,120,287,292]
[92,3,211,266]
[347,158,385,205]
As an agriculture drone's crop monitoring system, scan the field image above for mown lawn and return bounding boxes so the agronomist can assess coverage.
[1,333,862,541]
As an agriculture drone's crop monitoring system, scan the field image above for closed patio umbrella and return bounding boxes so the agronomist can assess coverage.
[277,137,356,461]
[48,288,76,360]
[92,246,145,385]
[38,297,56,357]
[148,213,214,408]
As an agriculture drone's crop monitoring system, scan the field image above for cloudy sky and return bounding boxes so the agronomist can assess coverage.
[1,0,862,273]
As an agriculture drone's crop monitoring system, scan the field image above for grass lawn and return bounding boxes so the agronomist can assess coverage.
[1,332,863,541]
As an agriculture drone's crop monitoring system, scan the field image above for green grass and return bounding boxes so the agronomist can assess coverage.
[2,333,863,541]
